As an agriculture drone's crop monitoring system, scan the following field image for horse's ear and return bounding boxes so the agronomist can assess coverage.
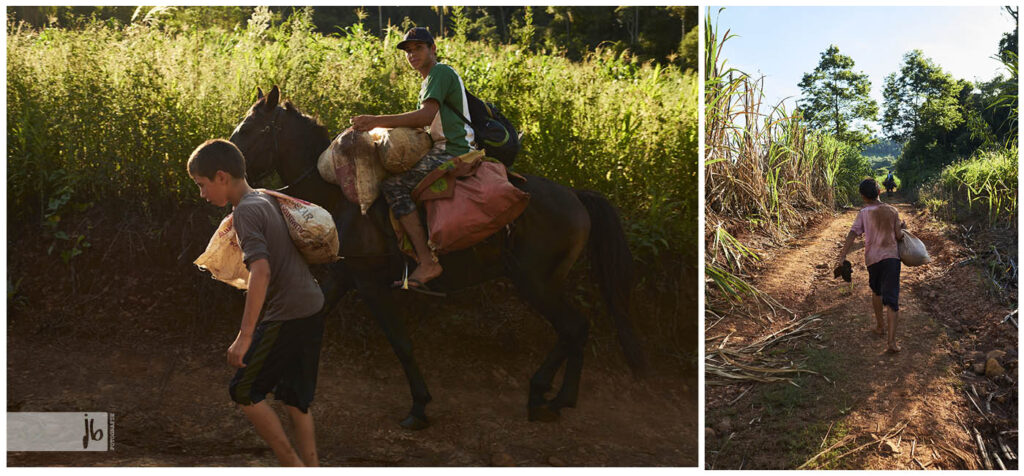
[264,85,280,111]
[256,87,264,101]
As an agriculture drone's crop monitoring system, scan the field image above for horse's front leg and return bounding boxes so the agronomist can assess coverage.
[356,278,432,430]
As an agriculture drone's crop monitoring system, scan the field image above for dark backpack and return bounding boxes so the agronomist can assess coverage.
[446,89,521,168]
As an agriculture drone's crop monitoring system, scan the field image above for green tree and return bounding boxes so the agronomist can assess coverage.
[796,45,878,147]
[671,6,698,72]
[884,50,979,189]
[998,6,1018,65]
[881,50,965,144]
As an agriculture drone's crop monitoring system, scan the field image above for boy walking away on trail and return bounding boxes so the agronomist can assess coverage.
[187,139,326,466]
[836,178,906,353]
[350,26,476,293]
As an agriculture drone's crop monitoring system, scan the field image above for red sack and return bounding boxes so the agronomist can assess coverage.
[410,152,530,255]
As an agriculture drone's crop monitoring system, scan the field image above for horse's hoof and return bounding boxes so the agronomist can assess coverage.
[400,414,430,431]
[528,405,560,422]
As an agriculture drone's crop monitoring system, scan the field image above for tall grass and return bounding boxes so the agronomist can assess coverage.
[919,147,1018,228]
[704,8,870,307]
[704,10,866,274]
[7,9,697,264]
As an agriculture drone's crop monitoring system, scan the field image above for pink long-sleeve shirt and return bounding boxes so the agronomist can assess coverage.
[850,202,901,267]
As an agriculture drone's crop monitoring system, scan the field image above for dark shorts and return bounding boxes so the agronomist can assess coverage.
[381,146,454,217]
[228,311,325,413]
[867,258,901,311]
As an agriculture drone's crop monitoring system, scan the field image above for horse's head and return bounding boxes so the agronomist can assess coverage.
[229,85,283,185]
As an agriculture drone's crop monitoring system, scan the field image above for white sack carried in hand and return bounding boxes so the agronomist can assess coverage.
[899,229,931,266]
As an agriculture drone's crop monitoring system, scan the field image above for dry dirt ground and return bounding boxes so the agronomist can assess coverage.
[706,198,1018,470]
[6,209,697,467]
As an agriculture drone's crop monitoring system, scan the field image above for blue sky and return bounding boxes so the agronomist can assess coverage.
[711,6,1015,133]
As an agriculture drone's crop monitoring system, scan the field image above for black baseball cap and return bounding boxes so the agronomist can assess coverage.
[397,27,434,50]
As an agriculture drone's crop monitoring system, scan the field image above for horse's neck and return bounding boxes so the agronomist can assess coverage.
[276,132,334,200]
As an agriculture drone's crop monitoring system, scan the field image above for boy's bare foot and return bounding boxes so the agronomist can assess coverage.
[886,343,901,353]
[407,260,443,286]
[872,326,884,336]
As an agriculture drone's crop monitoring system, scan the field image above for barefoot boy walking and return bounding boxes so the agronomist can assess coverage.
[836,178,906,353]
[188,139,325,466]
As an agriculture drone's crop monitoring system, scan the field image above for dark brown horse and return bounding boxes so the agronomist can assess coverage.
[229,85,645,430]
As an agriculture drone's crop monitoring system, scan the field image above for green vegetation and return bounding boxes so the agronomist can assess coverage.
[7,8,698,268]
[792,420,853,470]
[919,148,1018,227]
[704,9,870,302]
[878,7,1018,303]
[882,7,1018,196]
[796,45,878,148]
[874,172,901,190]
[862,137,902,158]
[7,6,697,69]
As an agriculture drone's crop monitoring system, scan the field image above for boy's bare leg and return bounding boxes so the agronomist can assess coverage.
[240,401,304,466]
[886,306,901,353]
[286,405,318,467]
[871,296,885,335]
[397,211,442,284]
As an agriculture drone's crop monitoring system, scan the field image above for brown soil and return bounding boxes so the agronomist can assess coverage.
[7,206,697,467]
[706,197,1018,470]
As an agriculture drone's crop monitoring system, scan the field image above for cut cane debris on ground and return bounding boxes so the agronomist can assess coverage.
[705,197,1017,470]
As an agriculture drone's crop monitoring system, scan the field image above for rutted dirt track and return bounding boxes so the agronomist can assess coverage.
[706,199,1018,470]
[7,211,697,467]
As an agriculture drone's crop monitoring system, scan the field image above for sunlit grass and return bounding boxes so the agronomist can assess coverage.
[7,9,697,261]
[703,7,869,301]
[920,147,1018,227]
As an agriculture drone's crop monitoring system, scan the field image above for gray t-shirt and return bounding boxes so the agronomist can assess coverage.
[234,191,324,322]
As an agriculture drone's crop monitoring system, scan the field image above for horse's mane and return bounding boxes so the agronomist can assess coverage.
[253,96,331,142]
[283,100,331,142]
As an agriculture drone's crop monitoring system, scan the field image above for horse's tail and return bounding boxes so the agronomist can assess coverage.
[574,189,648,377]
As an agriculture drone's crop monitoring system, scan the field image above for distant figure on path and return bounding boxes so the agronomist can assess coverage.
[883,170,896,196]
[836,178,906,353]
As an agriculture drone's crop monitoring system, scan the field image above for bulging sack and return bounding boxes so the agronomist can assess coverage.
[259,189,339,264]
[194,191,339,290]
[194,215,250,290]
[317,128,386,215]
[374,127,432,174]
[411,151,530,254]
[898,229,931,266]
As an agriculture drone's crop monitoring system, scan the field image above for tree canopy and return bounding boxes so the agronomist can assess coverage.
[881,50,966,145]
[796,45,878,148]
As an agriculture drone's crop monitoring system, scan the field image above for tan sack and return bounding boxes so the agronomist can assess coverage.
[259,189,340,264]
[317,128,386,215]
[194,192,339,290]
[194,214,250,290]
[316,138,342,185]
[898,229,931,266]
[373,127,433,174]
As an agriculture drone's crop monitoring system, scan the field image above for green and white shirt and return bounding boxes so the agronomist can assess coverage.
[419,63,475,156]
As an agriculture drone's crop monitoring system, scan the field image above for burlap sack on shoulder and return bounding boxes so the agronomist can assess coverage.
[259,189,339,264]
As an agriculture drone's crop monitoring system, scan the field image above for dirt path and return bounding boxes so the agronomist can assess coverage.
[706,199,1017,470]
[7,231,697,468]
